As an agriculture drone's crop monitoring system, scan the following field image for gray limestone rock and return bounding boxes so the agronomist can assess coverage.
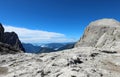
[75,19,120,50]
[0,47,120,77]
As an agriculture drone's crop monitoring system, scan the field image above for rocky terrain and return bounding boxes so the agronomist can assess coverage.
[0,23,25,52]
[1,19,120,77]
[0,47,120,77]
[75,19,120,50]
[0,42,23,55]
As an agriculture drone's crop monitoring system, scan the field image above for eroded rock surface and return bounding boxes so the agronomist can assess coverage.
[75,19,120,50]
[0,47,120,77]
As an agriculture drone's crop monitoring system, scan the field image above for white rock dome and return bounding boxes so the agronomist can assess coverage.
[89,18,120,27]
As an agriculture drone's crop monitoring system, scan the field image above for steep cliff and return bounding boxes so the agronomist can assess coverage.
[0,23,25,54]
[0,23,4,42]
[3,32,25,51]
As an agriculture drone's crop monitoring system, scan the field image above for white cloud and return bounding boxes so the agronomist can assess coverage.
[4,25,76,43]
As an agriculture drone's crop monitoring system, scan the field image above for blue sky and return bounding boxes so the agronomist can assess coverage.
[0,0,120,43]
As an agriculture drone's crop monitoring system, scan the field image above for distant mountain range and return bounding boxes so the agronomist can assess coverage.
[22,43,40,53]
[22,42,75,53]
[40,43,65,50]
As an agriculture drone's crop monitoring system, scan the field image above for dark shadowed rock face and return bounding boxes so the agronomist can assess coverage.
[3,32,25,51]
[0,42,23,55]
[0,23,25,54]
[0,23,4,42]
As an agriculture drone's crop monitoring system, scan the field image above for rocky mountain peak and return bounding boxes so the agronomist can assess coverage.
[75,18,120,50]
[3,32,25,51]
[0,23,4,30]
[89,18,120,27]
[0,23,25,54]
[0,23,4,42]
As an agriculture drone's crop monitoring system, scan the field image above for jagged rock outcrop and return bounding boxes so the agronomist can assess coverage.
[3,32,25,51]
[0,23,4,42]
[75,19,120,50]
[0,23,25,53]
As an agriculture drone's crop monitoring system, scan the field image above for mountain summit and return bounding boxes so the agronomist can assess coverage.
[75,18,120,50]
[89,18,120,27]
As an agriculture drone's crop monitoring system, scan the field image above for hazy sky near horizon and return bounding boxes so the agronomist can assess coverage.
[0,0,120,43]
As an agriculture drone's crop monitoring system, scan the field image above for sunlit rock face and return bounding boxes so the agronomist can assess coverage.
[75,19,120,50]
